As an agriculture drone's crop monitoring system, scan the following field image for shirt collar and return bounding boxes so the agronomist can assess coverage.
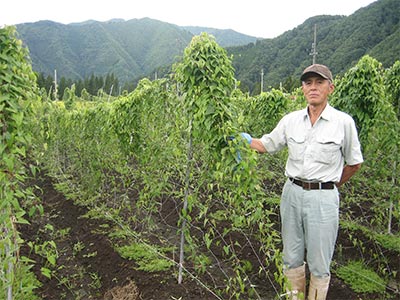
[303,103,333,121]
[320,103,334,121]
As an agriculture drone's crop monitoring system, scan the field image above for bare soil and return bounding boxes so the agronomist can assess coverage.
[19,174,399,300]
[20,175,215,300]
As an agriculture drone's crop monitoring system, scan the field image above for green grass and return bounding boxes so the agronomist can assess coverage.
[335,260,387,294]
[116,242,174,272]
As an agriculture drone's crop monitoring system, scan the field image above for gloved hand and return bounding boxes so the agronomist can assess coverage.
[240,132,252,144]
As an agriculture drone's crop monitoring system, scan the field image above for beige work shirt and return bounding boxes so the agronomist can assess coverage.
[260,104,364,183]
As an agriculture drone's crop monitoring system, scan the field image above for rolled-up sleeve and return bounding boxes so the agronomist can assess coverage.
[260,116,288,154]
[343,118,364,166]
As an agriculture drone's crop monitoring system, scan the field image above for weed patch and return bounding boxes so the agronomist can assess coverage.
[116,243,174,272]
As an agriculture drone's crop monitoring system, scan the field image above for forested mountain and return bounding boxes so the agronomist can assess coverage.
[16,18,257,84]
[229,0,399,92]
[183,26,258,46]
[15,0,399,93]
[16,18,194,83]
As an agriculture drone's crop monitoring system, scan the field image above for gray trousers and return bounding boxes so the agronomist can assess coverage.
[280,179,339,277]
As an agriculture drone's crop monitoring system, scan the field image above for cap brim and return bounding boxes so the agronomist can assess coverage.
[300,71,329,81]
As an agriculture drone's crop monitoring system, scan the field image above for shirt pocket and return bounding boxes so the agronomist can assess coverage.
[313,137,342,165]
[287,135,306,162]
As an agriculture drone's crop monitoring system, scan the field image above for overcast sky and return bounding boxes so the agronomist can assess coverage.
[2,0,377,38]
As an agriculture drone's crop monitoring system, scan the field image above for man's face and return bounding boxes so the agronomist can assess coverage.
[301,75,334,106]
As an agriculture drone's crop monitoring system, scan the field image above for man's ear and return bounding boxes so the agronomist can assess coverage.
[329,82,335,94]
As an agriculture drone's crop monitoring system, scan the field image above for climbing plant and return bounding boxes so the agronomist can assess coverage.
[30,35,399,299]
[0,26,41,299]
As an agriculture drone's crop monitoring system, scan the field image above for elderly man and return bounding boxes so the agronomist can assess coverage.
[241,64,363,299]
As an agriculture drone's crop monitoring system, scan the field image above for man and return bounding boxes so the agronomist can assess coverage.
[241,64,363,300]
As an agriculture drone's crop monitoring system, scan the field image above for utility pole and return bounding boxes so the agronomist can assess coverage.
[309,24,318,64]
[260,68,264,93]
[54,69,58,100]
[108,85,113,102]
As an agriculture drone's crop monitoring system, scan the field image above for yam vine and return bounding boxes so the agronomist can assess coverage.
[2,25,399,299]
[0,26,41,300]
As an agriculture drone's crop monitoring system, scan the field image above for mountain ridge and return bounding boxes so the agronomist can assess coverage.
[14,0,399,92]
[16,17,257,83]
[228,0,399,92]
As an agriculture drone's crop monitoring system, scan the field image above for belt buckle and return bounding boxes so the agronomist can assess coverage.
[302,182,312,190]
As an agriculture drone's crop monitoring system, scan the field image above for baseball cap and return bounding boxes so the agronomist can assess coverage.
[300,64,333,82]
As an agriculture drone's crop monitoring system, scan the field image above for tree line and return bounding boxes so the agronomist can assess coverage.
[36,72,122,100]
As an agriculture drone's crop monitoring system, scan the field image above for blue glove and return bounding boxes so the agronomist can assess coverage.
[240,132,252,144]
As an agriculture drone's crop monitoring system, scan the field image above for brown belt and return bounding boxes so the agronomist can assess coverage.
[289,178,335,190]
